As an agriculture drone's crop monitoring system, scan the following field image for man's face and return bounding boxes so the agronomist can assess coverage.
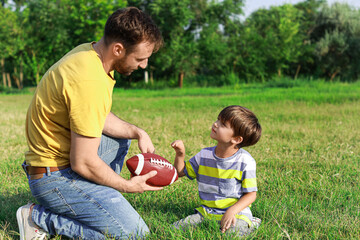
[113,41,155,76]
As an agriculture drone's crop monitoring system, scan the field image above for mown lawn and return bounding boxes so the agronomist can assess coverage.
[1,81,359,239]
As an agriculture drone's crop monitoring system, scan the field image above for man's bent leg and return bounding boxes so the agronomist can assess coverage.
[26,135,148,239]
[30,167,149,239]
[98,134,131,174]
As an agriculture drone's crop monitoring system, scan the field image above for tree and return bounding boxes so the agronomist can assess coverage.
[197,0,244,79]
[291,0,323,79]
[127,0,245,87]
[148,0,197,87]
[20,0,126,85]
[0,6,23,88]
[311,2,360,81]
[237,4,305,81]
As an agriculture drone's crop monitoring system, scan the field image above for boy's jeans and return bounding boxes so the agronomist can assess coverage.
[23,134,149,239]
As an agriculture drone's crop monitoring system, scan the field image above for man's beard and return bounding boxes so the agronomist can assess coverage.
[113,56,135,76]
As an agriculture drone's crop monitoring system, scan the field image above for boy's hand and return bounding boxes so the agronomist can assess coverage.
[220,192,257,233]
[171,140,186,177]
[221,209,237,233]
[171,140,185,156]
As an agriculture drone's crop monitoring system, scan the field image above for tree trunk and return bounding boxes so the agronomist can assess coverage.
[14,67,23,89]
[330,70,339,82]
[278,68,281,77]
[144,70,148,84]
[6,73,12,87]
[178,71,184,88]
[2,72,5,86]
[36,64,40,85]
[20,59,23,88]
[294,64,301,80]
[150,70,154,85]
[1,59,6,86]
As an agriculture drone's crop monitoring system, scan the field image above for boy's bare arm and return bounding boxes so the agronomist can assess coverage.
[221,191,257,233]
[171,140,186,177]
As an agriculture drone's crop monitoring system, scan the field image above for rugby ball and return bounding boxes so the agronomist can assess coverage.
[126,153,178,187]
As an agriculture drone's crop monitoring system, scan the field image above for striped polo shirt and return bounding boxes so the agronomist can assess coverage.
[184,146,257,224]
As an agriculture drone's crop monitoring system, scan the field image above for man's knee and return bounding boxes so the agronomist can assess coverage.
[98,135,131,170]
[104,220,149,239]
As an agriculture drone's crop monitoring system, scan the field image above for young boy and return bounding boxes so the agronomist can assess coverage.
[171,105,262,236]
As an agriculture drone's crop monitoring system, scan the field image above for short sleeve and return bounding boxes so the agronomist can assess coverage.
[241,158,257,193]
[184,154,200,180]
[66,80,111,137]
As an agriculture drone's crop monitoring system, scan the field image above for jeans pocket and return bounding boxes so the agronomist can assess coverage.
[219,178,239,197]
[33,187,77,216]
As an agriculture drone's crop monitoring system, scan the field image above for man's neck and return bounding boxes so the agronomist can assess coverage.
[92,38,112,74]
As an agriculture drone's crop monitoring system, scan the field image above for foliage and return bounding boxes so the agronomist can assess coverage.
[1,0,360,88]
[291,0,323,77]
[0,6,24,88]
[151,0,198,84]
[0,6,21,59]
[237,4,306,81]
[20,0,126,85]
[126,0,244,86]
[196,0,244,76]
[311,2,360,81]
[0,85,26,94]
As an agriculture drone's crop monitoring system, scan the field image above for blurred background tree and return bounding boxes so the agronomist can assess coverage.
[0,6,23,88]
[311,2,360,81]
[1,0,360,89]
[21,0,126,85]
[235,4,305,81]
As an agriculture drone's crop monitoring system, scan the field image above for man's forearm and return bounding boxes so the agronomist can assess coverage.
[69,130,131,191]
[103,112,155,153]
[103,112,143,139]
[70,131,161,193]
[71,153,131,192]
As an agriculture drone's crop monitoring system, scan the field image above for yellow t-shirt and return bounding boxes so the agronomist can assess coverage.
[25,43,115,167]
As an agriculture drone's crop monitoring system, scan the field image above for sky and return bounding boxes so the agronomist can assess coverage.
[243,0,360,18]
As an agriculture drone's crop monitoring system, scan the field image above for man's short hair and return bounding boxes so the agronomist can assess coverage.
[218,105,262,148]
[104,7,163,53]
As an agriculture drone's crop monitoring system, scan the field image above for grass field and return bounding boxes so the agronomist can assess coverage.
[0,81,359,239]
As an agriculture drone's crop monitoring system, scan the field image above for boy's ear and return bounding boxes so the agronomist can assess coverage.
[231,136,243,145]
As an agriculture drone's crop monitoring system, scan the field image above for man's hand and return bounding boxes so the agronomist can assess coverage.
[125,170,163,193]
[70,131,162,193]
[137,129,155,153]
[221,209,237,233]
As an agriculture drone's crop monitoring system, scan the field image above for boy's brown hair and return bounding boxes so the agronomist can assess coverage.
[104,7,163,53]
[218,105,262,148]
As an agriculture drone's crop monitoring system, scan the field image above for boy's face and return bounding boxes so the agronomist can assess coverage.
[210,119,236,144]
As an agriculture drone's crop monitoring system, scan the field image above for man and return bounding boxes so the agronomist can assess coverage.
[16,7,163,239]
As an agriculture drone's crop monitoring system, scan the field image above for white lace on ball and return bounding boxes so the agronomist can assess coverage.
[150,158,173,169]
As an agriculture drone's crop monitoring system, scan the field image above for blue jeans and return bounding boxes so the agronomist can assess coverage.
[24,135,149,239]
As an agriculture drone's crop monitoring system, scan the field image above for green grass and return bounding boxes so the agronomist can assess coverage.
[1,81,359,239]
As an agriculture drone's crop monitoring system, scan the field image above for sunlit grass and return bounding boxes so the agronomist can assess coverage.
[1,81,359,239]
